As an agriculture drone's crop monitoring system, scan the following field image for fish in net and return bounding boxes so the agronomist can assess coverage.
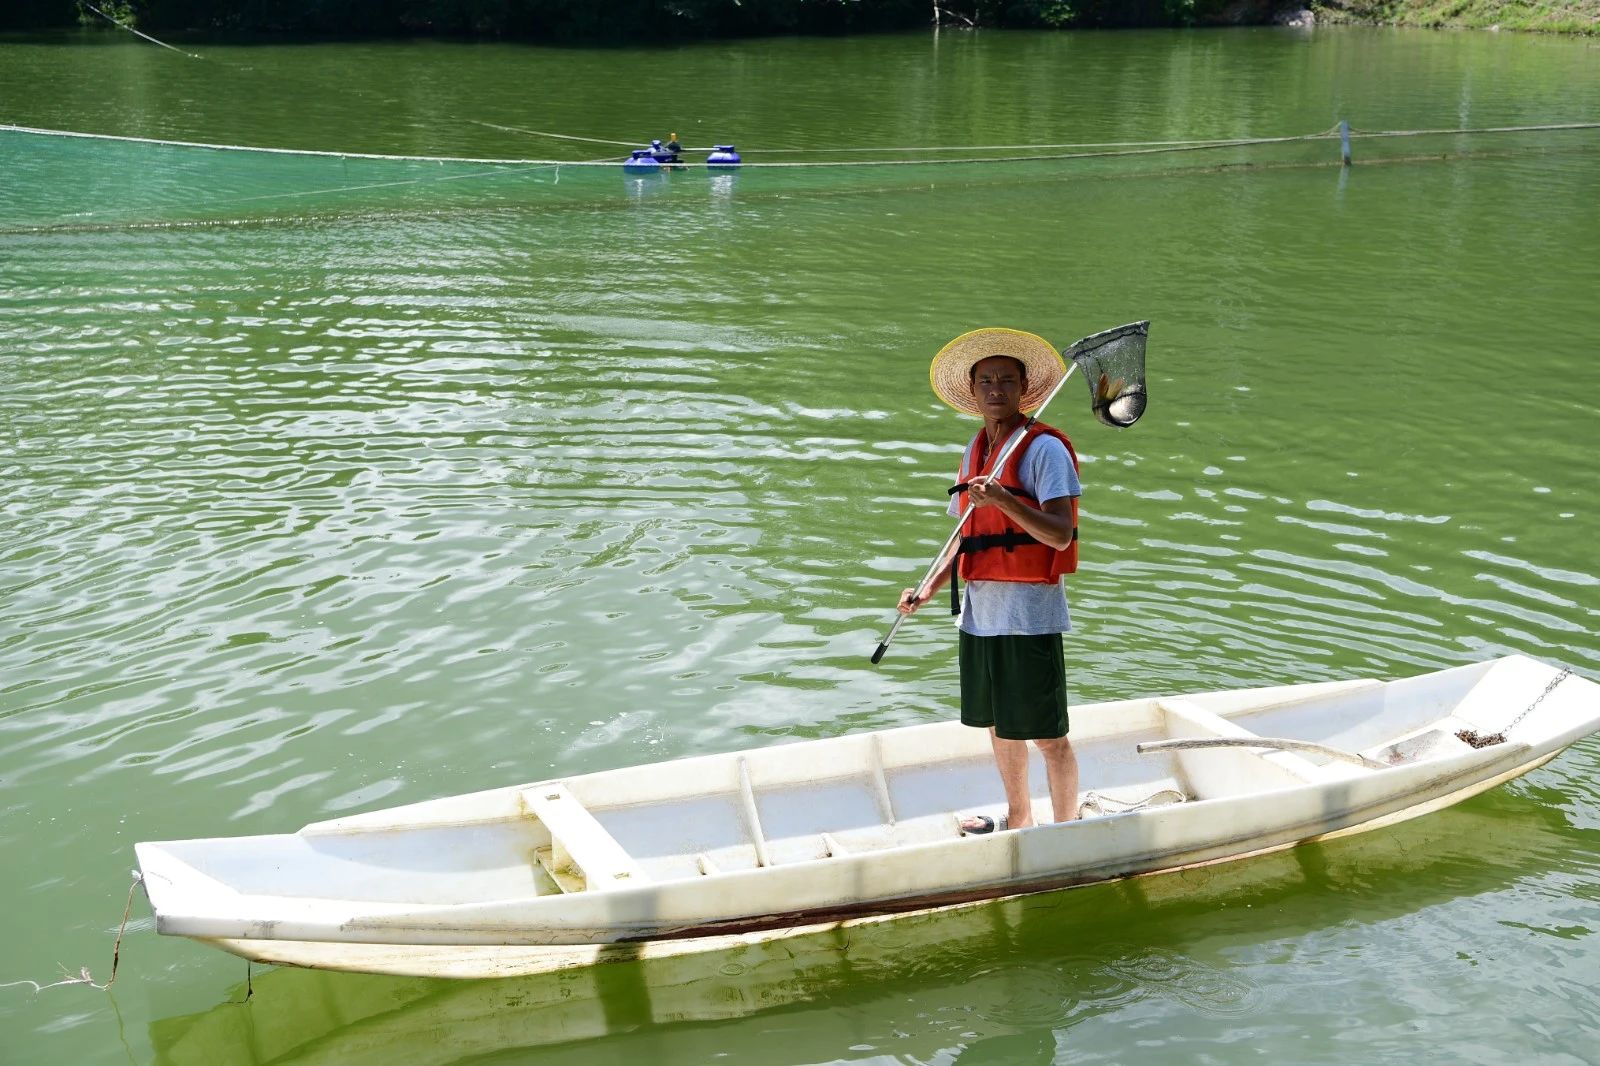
[1065,319,1149,428]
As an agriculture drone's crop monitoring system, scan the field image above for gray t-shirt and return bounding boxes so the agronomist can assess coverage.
[947,429,1081,636]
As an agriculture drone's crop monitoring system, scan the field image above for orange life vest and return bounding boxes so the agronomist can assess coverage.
[952,421,1079,585]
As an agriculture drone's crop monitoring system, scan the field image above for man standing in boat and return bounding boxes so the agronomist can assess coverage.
[897,329,1081,833]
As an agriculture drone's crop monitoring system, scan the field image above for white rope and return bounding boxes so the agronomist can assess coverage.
[0,123,1331,168]
[742,134,1332,168]
[472,117,1327,154]
[1080,787,1187,817]
[469,119,639,148]
[0,872,142,996]
[80,2,203,60]
[702,138,1280,153]
[7,121,1596,172]
[1350,121,1600,138]
[205,164,560,207]
[204,150,615,208]
[0,123,579,165]
[464,120,1600,156]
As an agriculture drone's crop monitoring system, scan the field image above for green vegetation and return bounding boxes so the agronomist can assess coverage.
[1314,0,1599,32]
[0,0,1590,36]
[0,0,1258,36]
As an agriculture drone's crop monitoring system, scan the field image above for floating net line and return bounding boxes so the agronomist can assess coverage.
[473,118,1600,157]
[3,120,1597,232]
[469,117,1335,154]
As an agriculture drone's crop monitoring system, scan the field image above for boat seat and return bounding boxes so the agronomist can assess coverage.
[1156,698,1334,796]
[521,785,647,893]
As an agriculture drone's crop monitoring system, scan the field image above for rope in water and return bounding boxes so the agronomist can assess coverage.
[81,1,203,59]
[66,6,1600,162]
[11,121,1302,167]
[0,872,142,996]
[475,118,1600,155]
[1,123,569,165]
[70,0,1254,170]
[8,121,1596,171]
[70,4,1296,159]
[472,117,1325,153]
[1351,121,1600,138]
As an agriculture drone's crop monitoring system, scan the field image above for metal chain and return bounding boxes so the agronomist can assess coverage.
[1457,667,1571,748]
[1504,667,1573,734]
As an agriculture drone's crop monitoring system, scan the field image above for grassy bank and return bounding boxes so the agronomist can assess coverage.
[1312,1,1600,33]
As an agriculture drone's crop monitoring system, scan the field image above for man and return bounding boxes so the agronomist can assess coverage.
[897,328,1082,833]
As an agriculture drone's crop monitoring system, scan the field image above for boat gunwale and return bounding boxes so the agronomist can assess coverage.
[135,655,1595,950]
[143,735,1548,945]
[196,746,1571,977]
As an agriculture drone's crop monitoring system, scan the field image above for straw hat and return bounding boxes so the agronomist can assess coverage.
[929,328,1066,417]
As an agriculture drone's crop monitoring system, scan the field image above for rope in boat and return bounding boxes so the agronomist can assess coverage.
[1081,787,1187,817]
[0,871,142,996]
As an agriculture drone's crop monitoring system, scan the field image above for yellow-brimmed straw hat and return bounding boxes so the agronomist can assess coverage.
[929,327,1066,417]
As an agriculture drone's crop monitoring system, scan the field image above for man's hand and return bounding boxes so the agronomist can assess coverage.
[897,587,930,615]
[968,477,1014,509]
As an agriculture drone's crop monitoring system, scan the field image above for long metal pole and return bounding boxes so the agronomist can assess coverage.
[870,361,1080,664]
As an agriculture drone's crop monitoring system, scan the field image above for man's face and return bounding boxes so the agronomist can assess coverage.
[970,356,1026,420]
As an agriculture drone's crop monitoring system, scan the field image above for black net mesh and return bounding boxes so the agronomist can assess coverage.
[1066,320,1149,429]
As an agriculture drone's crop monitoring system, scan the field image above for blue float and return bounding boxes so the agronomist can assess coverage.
[623,149,661,174]
[707,145,742,169]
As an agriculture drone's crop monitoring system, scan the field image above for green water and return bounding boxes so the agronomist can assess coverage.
[2,25,1598,1065]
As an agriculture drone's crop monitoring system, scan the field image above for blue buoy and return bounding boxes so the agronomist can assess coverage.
[623,149,661,174]
[707,145,742,169]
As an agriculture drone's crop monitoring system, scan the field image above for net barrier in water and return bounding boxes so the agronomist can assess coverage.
[3,122,1597,232]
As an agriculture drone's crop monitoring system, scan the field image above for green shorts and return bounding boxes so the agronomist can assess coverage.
[959,631,1070,741]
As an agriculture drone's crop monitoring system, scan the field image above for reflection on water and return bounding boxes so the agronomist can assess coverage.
[149,792,1589,1065]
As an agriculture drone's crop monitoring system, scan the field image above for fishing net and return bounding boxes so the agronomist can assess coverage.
[1066,319,1148,429]
[0,126,591,231]
[5,122,1598,232]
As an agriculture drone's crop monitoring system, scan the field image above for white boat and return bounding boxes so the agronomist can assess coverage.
[135,655,1597,977]
[149,799,1556,1058]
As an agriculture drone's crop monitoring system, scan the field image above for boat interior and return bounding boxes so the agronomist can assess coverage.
[152,657,1543,905]
[555,666,1489,889]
